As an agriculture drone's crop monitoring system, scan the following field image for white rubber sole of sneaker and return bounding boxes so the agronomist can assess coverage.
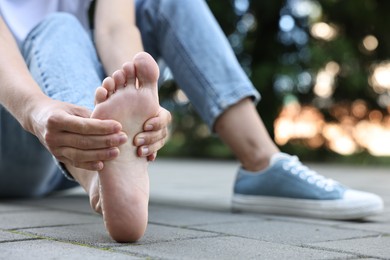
[231,190,384,220]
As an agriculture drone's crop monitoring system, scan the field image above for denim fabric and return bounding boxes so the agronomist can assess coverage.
[136,0,260,129]
[0,107,67,197]
[22,13,104,111]
[0,0,260,197]
[0,13,100,197]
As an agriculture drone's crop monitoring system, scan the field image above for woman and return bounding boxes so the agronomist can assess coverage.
[0,0,383,242]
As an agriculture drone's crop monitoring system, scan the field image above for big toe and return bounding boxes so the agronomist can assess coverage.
[133,52,159,87]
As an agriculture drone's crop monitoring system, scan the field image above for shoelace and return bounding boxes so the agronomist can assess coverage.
[282,156,336,192]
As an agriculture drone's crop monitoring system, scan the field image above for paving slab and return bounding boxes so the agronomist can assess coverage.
[0,230,37,242]
[0,239,140,260]
[256,210,390,231]
[310,236,390,259]
[0,202,38,213]
[332,216,390,234]
[0,159,389,259]
[5,194,94,214]
[115,236,354,260]
[0,210,101,230]
[148,159,237,210]
[21,223,116,247]
[22,222,218,248]
[191,218,380,245]
[148,204,261,226]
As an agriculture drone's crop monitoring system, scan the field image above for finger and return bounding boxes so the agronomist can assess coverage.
[48,113,122,135]
[143,108,172,131]
[133,128,168,146]
[54,146,120,163]
[72,105,93,118]
[56,156,104,171]
[137,139,165,157]
[147,152,157,162]
[51,132,128,150]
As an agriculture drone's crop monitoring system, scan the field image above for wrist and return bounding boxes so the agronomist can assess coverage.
[22,93,51,134]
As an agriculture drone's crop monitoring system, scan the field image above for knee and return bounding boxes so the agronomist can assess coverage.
[156,0,205,14]
[45,12,80,26]
[38,12,84,36]
[138,0,207,35]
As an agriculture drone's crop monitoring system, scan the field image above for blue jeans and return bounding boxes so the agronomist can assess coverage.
[0,0,260,197]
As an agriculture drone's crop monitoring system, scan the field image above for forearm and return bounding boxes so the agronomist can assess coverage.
[95,25,144,76]
[0,17,49,132]
[94,0,144,76]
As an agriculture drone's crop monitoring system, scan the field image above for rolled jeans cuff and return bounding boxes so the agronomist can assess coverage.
[53,157,76,181]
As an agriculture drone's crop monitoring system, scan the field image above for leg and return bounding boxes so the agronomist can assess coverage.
[136,0,384,219]
[136,0,273,170]
[21,13,132,241]
[23,12,103,111]
[0,13,94,198]
[214,98,279,171]
[0,105,68,198]
[20,12,103,197]
[136,0,260,128]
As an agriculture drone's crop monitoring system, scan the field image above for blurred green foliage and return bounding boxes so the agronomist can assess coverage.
[159,0,390,164]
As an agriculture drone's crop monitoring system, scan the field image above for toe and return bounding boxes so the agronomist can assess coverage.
[112,70,126,91]
[122,61,136,88]
[102,77,116,96]
[133,52,159,88]
[95,86,108,105]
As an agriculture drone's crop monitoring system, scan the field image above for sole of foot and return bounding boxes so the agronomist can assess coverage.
[90,52,160,242]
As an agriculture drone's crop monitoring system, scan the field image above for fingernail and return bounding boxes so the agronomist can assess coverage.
[141,147,149,155]
[119,134,128,143]
[94,161,104,170]
[145,124,153,131]
[136,138,145,146]
[113,124,122,132]
[109,148,119,158]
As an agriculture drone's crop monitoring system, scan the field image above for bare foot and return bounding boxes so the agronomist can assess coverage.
[90,52,160,242]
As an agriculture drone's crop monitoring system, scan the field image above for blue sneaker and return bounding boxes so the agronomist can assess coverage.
[232,153,384,220]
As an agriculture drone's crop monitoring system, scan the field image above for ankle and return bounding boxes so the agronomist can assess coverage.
[241,152,275,172]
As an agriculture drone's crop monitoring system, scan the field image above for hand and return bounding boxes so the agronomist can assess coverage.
[29,99,128,171]
[133,107,171,161]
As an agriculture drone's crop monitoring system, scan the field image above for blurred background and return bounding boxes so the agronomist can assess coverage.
[158,0,390,165]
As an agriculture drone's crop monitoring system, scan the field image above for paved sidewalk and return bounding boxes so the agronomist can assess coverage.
[1,159,389,259]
